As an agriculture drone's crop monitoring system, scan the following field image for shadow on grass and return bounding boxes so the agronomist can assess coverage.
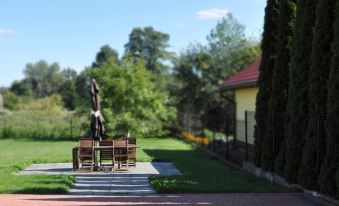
[15,187,69,194]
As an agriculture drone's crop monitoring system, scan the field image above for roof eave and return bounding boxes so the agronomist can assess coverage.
[220,80,258,91]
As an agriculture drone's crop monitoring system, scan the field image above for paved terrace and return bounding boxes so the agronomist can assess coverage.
[18,162,181,195]
[0,193,334,206]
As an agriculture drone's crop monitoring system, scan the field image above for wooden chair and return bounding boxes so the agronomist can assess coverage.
[123,138,136,167]
[99,140,114,171]
[78,139,94,172]
[113,139,129,172]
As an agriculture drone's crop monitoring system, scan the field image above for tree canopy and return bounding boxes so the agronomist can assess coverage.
[90,58,175,137]
[124,26,172,75]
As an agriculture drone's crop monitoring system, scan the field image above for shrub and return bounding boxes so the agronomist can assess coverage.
[3,91,20,110]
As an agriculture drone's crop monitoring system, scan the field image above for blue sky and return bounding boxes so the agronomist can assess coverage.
[0,0,266,87]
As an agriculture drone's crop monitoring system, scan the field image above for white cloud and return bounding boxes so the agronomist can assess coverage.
[0,28,14,34]
[196,8,230,20]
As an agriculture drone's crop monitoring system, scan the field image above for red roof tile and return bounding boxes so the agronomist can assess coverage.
[221,60,260,89]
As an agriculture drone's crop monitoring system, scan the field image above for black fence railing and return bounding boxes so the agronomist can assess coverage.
[177,110,332,170]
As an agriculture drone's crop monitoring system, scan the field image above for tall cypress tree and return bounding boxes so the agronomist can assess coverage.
[253,0,280,167]
[299,0,335,190]
[319,0,339,196]
[261,0,296,172]
[284,0,317,183]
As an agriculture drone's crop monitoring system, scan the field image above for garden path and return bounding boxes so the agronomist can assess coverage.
[18,162,181,195]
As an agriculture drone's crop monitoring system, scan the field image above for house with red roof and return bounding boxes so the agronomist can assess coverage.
[220,60,260,145]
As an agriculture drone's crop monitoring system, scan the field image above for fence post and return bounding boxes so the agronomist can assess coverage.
[245,110,248,161]
[316,113,320,179]
[272,113,275,171]
[70,116,73,138]
[225,111,229,160]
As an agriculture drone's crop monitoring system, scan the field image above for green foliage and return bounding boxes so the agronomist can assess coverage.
[319,0,339,196]
[298,0,336,190]
[92,44,119,67]
[174,15,260,132]
[207,15,261,80]
[284,0,317,183]
[11,60,78,110]
[3,91,20,110]
[59,80,77,110]
[124,26,172,75]
[10,79,34,97]
[90,58,176,137]
[75,67,92,108]
[203,129,225,140]
[262,0,296,172]
[253,0,280,167]
[0,95,87,139]
[24,60,65,97]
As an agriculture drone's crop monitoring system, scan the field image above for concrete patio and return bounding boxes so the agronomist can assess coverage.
[18,162,181,195]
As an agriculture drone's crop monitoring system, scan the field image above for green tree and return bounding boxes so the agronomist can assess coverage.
[253,0,280,167]
[207,15,261,81]
[124,27,171,75]
[92,45,119,67]
[3,91,20,110]
[90,58,175,137]
[24,60,66,98]
[59,79,77,110]
[75,68,92,108]
[59,68,78,110]
[319,0,339,196]
[299,0,336,190]
[10,79,33,97]
[262,0,296,172]
[173,15,260,134]
[284,0,317,183]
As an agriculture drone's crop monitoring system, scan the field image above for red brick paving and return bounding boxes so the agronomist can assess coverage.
[0,193,334,206]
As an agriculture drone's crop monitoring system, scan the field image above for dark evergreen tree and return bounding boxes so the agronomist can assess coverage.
[253,0,280,167]
[92,45,119,67]
[299,0,335,190]
[261,0,296,172]
[319,0,339,196]
[284,0,317,183]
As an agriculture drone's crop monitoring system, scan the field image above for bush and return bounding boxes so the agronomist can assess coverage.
[0,95,88,139]
[3,91,20,110]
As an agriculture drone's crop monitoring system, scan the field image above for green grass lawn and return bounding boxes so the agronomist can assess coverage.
[0,137,290,194]
[137,137,290,193]
[0,139,76,194]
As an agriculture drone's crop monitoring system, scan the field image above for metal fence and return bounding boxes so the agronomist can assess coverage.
[177,110,331,169]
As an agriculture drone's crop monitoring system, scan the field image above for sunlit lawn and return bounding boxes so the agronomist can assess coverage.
[0,137,290,194]
[138,137,291,193]
[0,140,76,194]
